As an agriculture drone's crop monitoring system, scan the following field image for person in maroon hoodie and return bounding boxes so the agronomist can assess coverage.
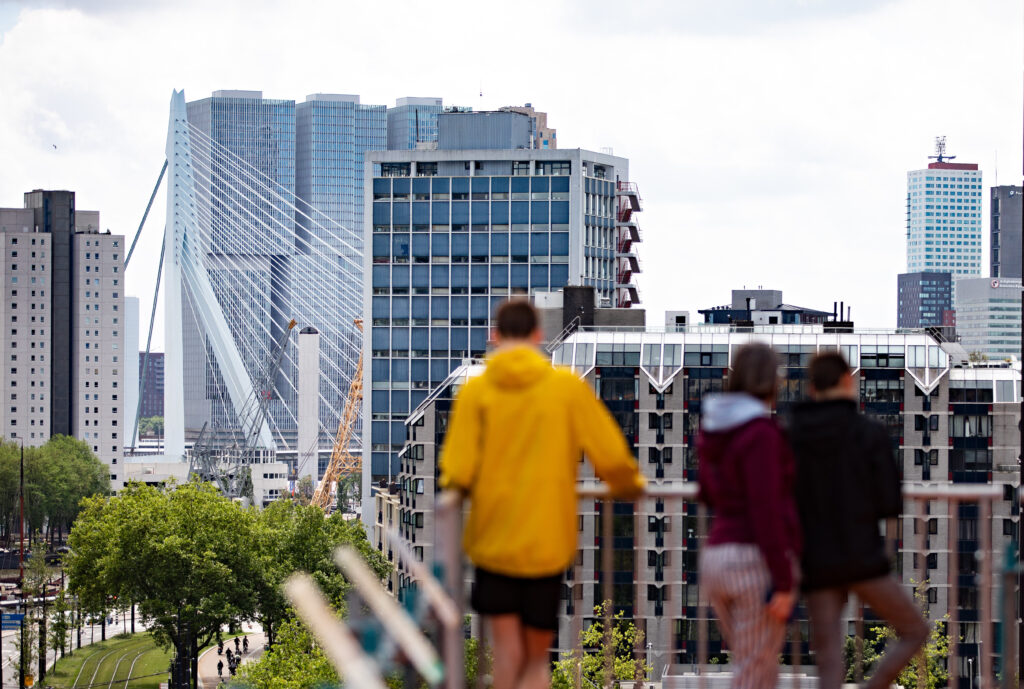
[697,343,801,689]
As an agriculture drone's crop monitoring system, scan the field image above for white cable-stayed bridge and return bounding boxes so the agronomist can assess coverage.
[128,90,365,497]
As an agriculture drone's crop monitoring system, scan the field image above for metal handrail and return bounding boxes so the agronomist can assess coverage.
[432,481,1021,689]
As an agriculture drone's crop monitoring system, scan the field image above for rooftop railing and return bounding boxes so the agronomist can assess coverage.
[432,482,1022,689]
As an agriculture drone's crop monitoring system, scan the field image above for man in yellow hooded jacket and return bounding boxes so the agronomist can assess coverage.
[440,298,646,689]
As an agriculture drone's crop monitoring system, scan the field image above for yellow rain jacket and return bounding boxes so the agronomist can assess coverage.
[439,345,646,577]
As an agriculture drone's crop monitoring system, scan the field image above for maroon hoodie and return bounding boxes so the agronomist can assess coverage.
[697,394,801,593]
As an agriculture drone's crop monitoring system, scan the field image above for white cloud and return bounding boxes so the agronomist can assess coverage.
[0,0,1020,350]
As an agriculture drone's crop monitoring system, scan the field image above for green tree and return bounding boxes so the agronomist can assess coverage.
[0,435,107,546]
[293,476,314,506]
[252,499,389,647]
[12,609,38,685]
[49,588,72,659]
[36,435,109,545]
[336,472,361,514]
[67,481,261,688]
[552,601,651,689]
[138,416,165,438]
[465,625,493,687]
[236,618,336,689]
[18,543,52,683]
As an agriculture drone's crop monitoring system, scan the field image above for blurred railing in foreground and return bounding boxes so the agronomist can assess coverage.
[435,483,1021,689]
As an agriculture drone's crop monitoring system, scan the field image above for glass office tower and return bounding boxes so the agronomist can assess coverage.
[296,94,386,255]
[386,97,444,150]
[185,91,297,439]
[361,121,643,513]
[295,95,387,473]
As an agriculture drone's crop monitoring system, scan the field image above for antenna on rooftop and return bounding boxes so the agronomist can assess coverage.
[928,136,956,164]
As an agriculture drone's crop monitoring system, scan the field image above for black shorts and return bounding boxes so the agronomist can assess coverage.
[470,567,562,631]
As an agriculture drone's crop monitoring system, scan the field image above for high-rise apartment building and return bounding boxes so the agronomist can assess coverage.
[897,271,953,328]
[906,146,983,278]
[499,103,557,149]
[955,277,1022,361]
[138,352,164,419]
[990,185,1022,279]
[0,190,125,481]
[386,97,444,150]
[361,113,644,506]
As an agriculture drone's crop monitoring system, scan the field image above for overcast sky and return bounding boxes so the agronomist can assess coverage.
[0,0,1021,349]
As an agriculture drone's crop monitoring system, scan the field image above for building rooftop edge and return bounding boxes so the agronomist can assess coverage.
[367,147,627,163]
[926,162,979,171]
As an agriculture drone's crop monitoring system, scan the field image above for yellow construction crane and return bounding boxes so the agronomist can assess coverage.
[312,319,363,511]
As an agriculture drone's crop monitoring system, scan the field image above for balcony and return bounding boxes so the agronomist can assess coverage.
[616,180,643,212]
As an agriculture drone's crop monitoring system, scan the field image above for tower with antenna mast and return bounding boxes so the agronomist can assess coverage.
[928,135,956,164]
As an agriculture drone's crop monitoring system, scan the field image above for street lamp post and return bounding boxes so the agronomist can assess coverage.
[969,657,974,689]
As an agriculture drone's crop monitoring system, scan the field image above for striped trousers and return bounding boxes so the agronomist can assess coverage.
[700,544,788,689]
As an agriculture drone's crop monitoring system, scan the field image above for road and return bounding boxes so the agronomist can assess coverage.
[0,609,142,688]
[197,627,265,689]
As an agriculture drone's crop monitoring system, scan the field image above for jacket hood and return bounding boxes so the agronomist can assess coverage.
[789,398,858,441]
[483,345,552,389]
[701,393,771,433]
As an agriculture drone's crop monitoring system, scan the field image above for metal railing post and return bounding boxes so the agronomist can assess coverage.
[602,497,614,688]
[1000,543,1018,689]
[949,497,961,689]
[854,597,865,683]
[981,497,994,689]
[437,492,465,689]
[915,496,927,689]
[696,501,708,689]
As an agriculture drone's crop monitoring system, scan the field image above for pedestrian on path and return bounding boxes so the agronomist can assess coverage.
[789,351,928,689]
[233,636,240,653]
[217,659,223,677]
[242,636,248,653]
[697,342,801,689]
[440,298,646,689]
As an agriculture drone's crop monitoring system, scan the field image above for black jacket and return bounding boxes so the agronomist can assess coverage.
[788,399,902,591]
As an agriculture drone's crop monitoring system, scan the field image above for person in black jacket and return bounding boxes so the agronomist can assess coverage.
[789,352,928,689]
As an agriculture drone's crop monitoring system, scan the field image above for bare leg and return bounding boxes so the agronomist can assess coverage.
[806,588,848,689]
[489,615,526,689]
[517,626,555,689]
[852,576,929,689]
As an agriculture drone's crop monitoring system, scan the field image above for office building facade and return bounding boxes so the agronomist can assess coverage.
[897,271,953,328]
[391,326,1020,682]
[906,161,983,278]
[296,93,386,253]
[955,277,1022,361]
[361,130,644,502]
[0,190,125,481]
[990,185,1022,279]
[386,97,444,150]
